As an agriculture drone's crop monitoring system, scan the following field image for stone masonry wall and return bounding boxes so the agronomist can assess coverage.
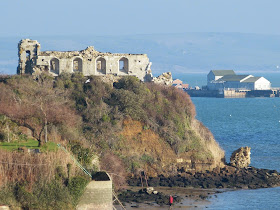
[17,39,153,82]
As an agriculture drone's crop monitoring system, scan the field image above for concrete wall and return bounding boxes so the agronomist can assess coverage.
[18,39,153,82]
[223,90,246,98]
[76,172,113,210]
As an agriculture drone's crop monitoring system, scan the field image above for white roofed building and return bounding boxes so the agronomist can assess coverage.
[207,70,271,90]
[242,76,271,90]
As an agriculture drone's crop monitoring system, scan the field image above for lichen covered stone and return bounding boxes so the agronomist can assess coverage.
[230,146,251,168]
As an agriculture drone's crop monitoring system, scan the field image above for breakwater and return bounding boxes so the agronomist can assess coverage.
[186,89,279,98]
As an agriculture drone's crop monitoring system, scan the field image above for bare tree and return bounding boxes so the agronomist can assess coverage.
[0,76,80,146]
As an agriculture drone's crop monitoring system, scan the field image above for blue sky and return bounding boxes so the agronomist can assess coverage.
[1,0,280,37]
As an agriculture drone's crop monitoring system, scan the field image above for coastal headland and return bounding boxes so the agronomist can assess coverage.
[1,40,280,208]
[0,74,280,209]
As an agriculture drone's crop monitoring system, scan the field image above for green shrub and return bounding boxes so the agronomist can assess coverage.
[102,114,111,122]
[141,154,154,164]
[68,176,89,205]
[33,180,73,209]
[70,141,94,166]
[0,185,19,208]
[0,132,6,142]
[129,160,141,173]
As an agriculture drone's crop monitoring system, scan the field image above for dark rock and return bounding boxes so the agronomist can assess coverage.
[127,166,280,191]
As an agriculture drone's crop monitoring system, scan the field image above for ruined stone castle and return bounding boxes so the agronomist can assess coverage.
[17,39,153,82]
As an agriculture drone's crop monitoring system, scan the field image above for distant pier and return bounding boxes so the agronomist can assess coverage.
[185,88,280,98]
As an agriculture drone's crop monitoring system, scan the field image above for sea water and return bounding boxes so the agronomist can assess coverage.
[191,95,280,209]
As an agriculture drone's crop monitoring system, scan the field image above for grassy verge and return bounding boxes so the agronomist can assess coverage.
[0,139,57,152]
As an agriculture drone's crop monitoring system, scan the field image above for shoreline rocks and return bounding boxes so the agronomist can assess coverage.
[118,188,182,206]
[128,165,280,190]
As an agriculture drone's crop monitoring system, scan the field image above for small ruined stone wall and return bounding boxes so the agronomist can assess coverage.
[230,146,251,168]
[17,39,153,82]
[152,72,173,86]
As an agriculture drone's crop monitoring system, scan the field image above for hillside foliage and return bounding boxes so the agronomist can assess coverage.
[0,73,224,207]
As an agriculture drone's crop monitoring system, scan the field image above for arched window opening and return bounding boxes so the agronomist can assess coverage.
[96,57,106,74]
[73,57,82,73]
[119,57,128,73]
[50,58,59,75]
[26,51,31,60]
[24,50,32,74]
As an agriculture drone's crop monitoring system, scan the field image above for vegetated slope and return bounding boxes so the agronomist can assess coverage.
[0,73,225,180]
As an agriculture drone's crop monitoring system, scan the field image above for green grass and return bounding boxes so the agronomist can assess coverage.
[0,139,57,152]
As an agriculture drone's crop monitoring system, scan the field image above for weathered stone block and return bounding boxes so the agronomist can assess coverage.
[230,146,251,168]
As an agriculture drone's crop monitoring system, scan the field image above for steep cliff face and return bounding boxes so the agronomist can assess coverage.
[116,118,224,177]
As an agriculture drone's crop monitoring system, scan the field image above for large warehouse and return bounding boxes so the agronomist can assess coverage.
[207,70,271,91]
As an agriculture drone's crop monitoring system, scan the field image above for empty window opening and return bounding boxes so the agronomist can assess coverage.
[44,66,49,72]
[73,58,82,72]
[50,58,59,75]
[119,60,124,70]
[119,57,128,73]
[96,57,106,74]
[26,51,31,60]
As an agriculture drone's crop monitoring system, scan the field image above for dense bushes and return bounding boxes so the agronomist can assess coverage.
[53,74,198,155]
[0,73,224,206]
[0,175,89,209]
[0,73,222,163]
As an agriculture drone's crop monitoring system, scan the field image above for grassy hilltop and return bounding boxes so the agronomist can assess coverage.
[0,73,224,208]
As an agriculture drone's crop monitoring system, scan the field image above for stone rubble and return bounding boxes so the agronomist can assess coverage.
[152,72,173,86]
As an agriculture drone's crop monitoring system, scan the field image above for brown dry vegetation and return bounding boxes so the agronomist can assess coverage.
[100,152,127,190]
[0,75,81,146]
[0,73,225,192]
[116,118,177,176]
[0,150,80,187]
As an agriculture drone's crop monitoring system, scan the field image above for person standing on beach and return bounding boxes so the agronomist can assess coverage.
[169,195,173,209]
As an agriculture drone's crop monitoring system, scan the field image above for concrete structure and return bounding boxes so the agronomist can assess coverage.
[207,70,271,90]
[77,172,113,210]
[17,39,153,82]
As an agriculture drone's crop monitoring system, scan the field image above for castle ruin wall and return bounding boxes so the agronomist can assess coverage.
[18,39,153,82]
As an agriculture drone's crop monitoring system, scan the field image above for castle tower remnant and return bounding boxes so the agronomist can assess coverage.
[17,39,40,74]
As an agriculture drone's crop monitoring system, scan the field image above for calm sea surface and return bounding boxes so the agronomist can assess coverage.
[178,70,280,209]
[191,95,280,209]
